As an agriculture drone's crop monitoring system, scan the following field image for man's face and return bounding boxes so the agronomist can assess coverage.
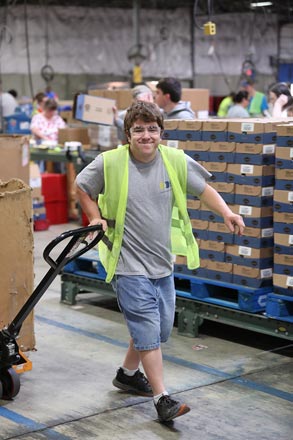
[155,88,168,109]
[128,119,161,162]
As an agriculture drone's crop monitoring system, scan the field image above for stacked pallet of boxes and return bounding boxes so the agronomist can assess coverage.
[266,124,293,322]
[163,119,277,312]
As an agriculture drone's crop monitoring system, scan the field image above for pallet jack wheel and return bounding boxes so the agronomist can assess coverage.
[0,368,21,400]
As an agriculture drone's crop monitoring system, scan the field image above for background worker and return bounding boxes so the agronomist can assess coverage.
[155,77,195,119]
[31,98,65,142]
[75,101,245,423]
[269,82,293,117]
[32,92,47,116]
[227,90,250,118]
[241,78,269,117]
[114,84,154,143]
[217,92,235,117]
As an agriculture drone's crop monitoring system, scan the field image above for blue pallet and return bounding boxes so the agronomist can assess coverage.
[273,285,293,297]
[232,274,273,289]
[235,194,273,208]
[202,131,228,142]
[174,273,271,312]
[63,250,106,280]
[234,152,275,165]
[266,293,293,322]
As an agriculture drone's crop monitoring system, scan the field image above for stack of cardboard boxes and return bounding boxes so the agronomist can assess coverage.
[162,119,286,290]
[272,124,293,296]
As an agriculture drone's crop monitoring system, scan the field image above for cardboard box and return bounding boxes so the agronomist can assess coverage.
[205,260,233,283]
[199,240,225,262]
[274,189,293,213]
[187,198,201,210]
[191,219,209,240]
[228,120,277,144]
[274,211,293,225]
[202,120,228,142]
[181,88,209,115]
[274,253,293,276]
[233,265,273,288]
[185,149,209,162]
[275,168,293,181]
[209,181,235,204]
[276,124,293,137]
[226,244,273,268]
[274,233,293,248]
[179,140,210,152]
[230,204,273,229]
[0,179,35,351]
[235,143,275,165]
[207,221,235,244]
[75,94,115,125]
[58,127,90,145]
[0,136,30,184]
[88,125,118,150]
[227,164,275,186]
[88,89,132,110]
[177,120,202,141]
[273,273,293,292]
[235,226,273,248]
[235,184,273,207]
[208,141,235,163]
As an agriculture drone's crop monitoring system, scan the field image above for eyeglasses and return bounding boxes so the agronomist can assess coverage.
[130,125,161,136]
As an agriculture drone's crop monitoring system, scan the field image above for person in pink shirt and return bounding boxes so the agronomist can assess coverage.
[31,98,66,142]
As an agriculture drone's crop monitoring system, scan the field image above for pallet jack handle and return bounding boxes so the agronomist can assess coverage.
[6,225,104,338]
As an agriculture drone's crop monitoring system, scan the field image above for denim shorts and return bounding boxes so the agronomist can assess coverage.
[112,274,176,351]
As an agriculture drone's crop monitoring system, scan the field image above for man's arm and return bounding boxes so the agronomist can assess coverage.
[199,184,245,235]
[76,185,107,231]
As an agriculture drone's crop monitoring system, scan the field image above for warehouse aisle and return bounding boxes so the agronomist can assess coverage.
[0,224,292,440]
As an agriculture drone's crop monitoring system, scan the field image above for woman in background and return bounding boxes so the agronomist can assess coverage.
[269,82,293,117]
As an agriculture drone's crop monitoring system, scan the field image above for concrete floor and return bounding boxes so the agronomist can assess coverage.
[1,224,292,440]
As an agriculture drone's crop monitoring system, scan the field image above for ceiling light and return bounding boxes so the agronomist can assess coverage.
[250,2,273,7]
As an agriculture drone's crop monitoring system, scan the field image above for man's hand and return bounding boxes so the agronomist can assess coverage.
[223,212,245,236]
[88,217,108,232]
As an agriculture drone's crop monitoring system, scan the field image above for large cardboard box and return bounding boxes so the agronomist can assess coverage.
[75,94,115,125]
[181,89,209,118]
[0,179,35,351]
[0,136,30,184]
[88,89,132,110]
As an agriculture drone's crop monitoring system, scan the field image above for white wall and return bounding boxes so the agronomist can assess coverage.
[0,5,281,97]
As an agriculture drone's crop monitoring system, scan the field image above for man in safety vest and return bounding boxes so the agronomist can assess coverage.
[76,101,245,423]
[241,78,270,117]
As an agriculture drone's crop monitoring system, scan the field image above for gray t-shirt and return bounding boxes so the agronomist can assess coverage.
[76,149,211,278]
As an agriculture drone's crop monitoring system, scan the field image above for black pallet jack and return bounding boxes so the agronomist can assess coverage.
[0,225,104,400]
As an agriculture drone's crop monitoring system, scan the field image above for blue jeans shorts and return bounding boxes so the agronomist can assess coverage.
[112,274,176,351]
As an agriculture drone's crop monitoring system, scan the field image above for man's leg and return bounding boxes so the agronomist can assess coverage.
[123,338,140,370]
[139,347,164,396]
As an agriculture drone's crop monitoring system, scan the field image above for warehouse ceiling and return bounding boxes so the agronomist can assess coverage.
[0,0,292,17]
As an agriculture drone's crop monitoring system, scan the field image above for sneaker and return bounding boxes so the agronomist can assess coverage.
[112,368,153,397]
[155,395,190,422]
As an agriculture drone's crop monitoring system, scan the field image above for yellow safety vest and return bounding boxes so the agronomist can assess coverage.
[98,144,200,282]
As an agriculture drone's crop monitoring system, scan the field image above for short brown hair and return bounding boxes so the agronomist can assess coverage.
[44,98,58,111]
[124,101,164,137]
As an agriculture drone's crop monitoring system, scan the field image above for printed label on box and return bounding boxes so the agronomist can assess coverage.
[262,144,275,154]
[261,228,273,238]
[260,268,273,279]
[262,187,274,197]
[289,235,293,245]
[286,276,293,287]
[290,148,293,159]
[241,122,254,132]
[239,205,252,216]
[22,142,29,167]
[239,246,252,256]
[240,164,254,174]
[288,192,293,202]
[167,140,179,149]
